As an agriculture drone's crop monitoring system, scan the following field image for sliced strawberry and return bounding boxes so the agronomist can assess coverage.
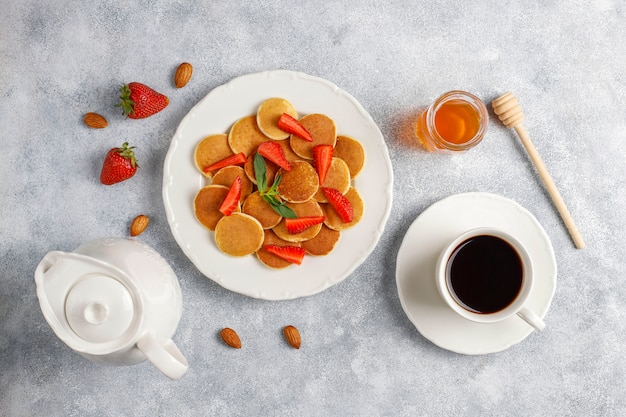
[313,145,334,185]
[257,141,292,171]
[219,176,242,216]
[203,153,247,173]
[264,245,306,265]
[277,113,313,142]
[285,216,325,234]
[323,187,354,223]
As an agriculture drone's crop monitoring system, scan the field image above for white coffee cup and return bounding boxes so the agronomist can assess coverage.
[435,227,545,331]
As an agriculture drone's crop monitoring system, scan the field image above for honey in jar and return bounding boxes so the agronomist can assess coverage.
[416,91,489,153]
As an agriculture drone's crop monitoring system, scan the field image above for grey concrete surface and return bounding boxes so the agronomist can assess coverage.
[1,1,624,416]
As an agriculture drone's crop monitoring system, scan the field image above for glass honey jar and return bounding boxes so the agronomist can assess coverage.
[416,90,489,153]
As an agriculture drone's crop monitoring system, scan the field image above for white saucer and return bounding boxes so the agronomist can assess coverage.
[395,192,557,355]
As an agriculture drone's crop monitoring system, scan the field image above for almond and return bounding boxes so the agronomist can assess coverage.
[130,214,149,237]
[220,328,242,349]
[174,62,193,88]
[84,112,108,129]
[283,325,301,349]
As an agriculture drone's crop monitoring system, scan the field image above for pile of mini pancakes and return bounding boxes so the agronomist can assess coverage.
[193,98,365,268]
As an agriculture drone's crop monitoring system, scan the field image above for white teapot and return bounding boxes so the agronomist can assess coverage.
[34,237,188,379]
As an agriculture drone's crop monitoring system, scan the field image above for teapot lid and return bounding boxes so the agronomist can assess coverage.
[65,274,134,343]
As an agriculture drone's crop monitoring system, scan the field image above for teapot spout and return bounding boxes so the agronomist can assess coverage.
[34,251,78,342]
[35,250,62,277]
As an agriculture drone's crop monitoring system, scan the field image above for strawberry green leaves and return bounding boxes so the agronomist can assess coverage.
[254,153,296,218]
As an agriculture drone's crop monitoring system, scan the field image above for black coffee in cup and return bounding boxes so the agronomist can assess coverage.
[446,235,523,314]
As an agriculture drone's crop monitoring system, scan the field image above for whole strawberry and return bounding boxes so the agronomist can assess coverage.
[100,142,138,185]
[117,82,169,119]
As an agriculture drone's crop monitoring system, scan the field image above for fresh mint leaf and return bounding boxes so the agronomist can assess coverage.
[254,153,267,192]
[267,173,281,194]
[262,193,281,206]
[253,152,297,218]
[271,202,297,218]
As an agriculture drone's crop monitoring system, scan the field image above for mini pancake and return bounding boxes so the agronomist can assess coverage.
[244,152,279,186]
[301,225,341,256]
[272,200,324,242]
[289,114,336,160]
[313,157,351,203]
[277,160,319,203]
[194,134,233,178]
[278,139,300,164]
[228,115,271,157]
[321,187,364,231]
[334,135,365,178]
[211,166,253,203]
[194,185,239,231]
[256,98,297,140]
[214,212,264,257]
[242,191,282,229]
[256,229,301,269]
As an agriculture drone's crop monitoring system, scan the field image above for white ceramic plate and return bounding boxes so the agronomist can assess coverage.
[163,70,393,300]
[396,192,557,355]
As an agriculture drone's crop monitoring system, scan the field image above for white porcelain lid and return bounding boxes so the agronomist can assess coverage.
[65,275,134,343]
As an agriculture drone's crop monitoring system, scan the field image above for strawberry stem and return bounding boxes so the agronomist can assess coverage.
[118,142,138,168]
[116,84,135,117]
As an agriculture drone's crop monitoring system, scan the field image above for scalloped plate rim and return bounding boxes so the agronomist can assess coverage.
[162,70,393,300]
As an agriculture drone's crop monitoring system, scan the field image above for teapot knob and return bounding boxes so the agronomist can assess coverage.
[83,302,109,325]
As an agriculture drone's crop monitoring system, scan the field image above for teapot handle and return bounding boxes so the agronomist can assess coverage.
[137,333,188,379]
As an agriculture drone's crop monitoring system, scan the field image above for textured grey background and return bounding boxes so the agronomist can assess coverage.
[1,0,625,416]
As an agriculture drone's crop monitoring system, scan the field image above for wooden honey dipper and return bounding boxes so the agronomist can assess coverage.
[492,92,585,249]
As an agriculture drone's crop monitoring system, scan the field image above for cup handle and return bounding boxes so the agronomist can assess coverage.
[137,333,188,379]
[517,306,546,331]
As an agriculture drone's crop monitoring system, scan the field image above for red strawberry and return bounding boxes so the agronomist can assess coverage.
[203,153,247,173]
[264,245,306,265]
[285,216,325,234]
[313,144,333,185]
[100,142,138,185]
[322,187,353,223]
[277,113,313,142]
[257,141,292,171]
[219,176,242,216]
[117,82,169,119]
